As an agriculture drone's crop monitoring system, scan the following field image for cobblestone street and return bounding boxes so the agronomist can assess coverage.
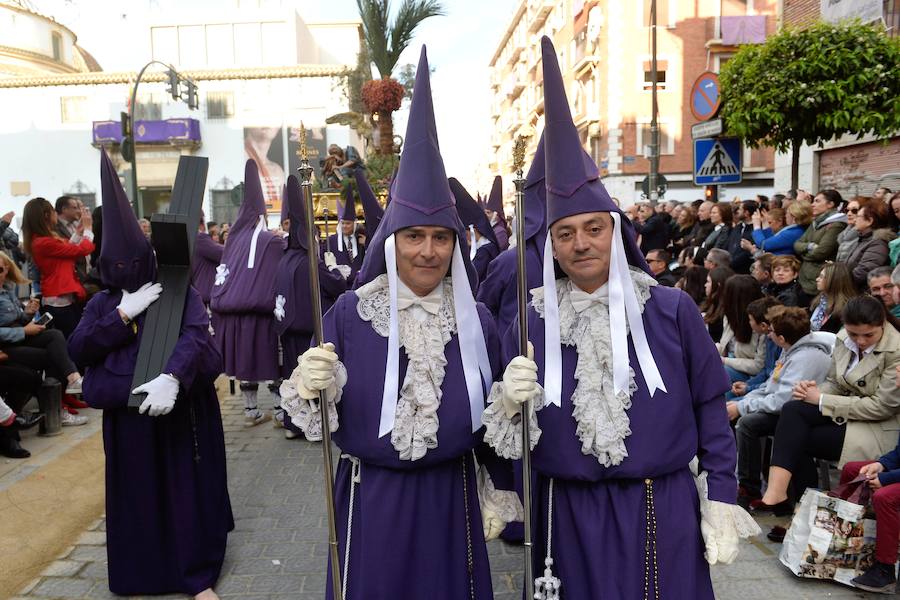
[9,386,871,599]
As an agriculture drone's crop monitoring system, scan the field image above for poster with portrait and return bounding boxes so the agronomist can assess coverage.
[243,126,285,214]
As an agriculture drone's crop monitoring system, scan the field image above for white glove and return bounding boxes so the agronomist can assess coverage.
[133,373,179,417]
[335,264,352,279]
[117,282,162,320]
[294,343,339,399]
[323,251,337,269]
[700,502,740,565]
[501,342,539,417]
[481,507,506,541]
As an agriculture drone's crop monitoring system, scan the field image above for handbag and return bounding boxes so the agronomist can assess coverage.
[779,483,876,587]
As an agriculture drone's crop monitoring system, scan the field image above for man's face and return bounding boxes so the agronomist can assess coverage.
[750,260,770,284]
[395,226,454,296]
[646,251,666,276]
[550,212,613,293]
[140,221,151,237]
[638,205,652,221]
[698,202,712,221]
[341,220,354,236]
[60,198,80,222]
[869,275,896,308]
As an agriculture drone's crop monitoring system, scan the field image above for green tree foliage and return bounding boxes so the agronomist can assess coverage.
[720,20,900,188]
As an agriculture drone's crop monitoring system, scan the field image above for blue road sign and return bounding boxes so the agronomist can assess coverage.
[690,72,721,121]
[694,137,742,185]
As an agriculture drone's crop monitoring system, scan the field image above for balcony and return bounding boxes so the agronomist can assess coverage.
[93,118,201,148]
[528,0,554,33]
[571,37,600,76]
[507,30,526,66]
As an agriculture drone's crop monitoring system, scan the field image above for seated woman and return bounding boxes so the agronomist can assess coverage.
[716,274,765,382]
[845,201,893,291]
[675,265,708,307]
[700,266,734,343]
[840,417,900,593]
[763,255,804,307]
[809,262,856,334]
[751,295,900,516]
[0,251,86,426]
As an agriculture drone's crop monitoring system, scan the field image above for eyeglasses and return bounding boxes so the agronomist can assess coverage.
[847,208,859,214]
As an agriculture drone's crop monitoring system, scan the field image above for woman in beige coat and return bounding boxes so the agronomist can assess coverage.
[750,295,900,515]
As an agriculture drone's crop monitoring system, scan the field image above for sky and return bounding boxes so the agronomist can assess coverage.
[32,0,516,195]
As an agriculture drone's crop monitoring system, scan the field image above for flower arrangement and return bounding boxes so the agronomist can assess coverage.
[361,78,405,114]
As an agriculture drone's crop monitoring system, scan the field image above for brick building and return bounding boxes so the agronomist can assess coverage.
[486,0,778,206]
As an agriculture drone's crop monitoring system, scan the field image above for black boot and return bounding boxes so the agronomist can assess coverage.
[0,437,31,459]
[852,561,897,593]
[8,412,43,431]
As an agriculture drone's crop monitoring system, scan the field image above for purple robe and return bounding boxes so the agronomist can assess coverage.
[476,238,544,340]
[210,230,285,381]
[68,289,233,596]
[492,221,509,251]
[321,292,504,600]
[471,242,499,288]
[326,233,365,283]
[503,285,735,599]
[191,232,223,305]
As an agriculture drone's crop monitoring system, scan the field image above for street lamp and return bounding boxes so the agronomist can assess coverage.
[124,61,198,217]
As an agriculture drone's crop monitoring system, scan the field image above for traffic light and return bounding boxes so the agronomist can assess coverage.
[704,185,718,201]
[181,79,199,110]
[166,68,180,101]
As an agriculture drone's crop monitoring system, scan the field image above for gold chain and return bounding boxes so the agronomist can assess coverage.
[644,478,660,600]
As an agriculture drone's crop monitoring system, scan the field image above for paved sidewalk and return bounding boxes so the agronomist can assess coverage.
[14,386,870,599]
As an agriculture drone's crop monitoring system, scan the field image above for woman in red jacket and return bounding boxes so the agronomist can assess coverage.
[22,197,94,338]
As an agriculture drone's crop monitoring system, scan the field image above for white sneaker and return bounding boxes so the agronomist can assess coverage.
[65,377,83,395]
[284,428,300,440]
[243,410,271,427]
[61,410,88,426]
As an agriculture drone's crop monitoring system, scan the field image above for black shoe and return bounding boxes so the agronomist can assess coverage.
[737,485,761,510]
[852,561,897,593]
[8,413,43,431]
[749,498,794,518]
[0,439,31,459]
[766,526,786,543]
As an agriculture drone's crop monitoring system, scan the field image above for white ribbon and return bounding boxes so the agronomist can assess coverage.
[379,234,402,438]
[542,233,562,407]
[214,263,229,286]
[274,294,286,321]
[610,212,667,397]
[377,235,491,438]
[468,225,477,261]
[450,241,492,432]
[247,214,266,269]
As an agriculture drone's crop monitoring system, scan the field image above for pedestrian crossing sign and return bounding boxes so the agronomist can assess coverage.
[693,137,742,185]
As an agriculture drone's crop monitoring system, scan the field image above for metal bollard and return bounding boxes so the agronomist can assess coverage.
[38,377,62,436]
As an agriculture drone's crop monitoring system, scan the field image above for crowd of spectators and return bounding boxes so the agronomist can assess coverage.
[629,188,900,590]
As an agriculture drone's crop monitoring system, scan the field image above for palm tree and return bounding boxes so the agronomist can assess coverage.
[357,0,445,155]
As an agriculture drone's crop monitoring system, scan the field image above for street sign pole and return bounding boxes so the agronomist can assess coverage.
[648,0,660,204]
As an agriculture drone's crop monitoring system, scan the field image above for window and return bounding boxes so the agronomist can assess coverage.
[636,120,675,155]
[642,60,668,91]
[206,91,235,119]
[134,94,163,120]
[51,31,62,61]
[642,0,672,27]
[60,96,88,123]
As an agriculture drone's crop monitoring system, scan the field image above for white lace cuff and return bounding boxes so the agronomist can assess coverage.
[482,382,541,460]
[281,361,347,442]
[695,470,761,540]
[477,463,524,524]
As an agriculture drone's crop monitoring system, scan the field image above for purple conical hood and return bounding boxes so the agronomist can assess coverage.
[98,148,157,291]
[486,176,505,221]
[233,160,266,233]
[540,36,649,273]
[524,132,547,244]
[280,183,289,224]
[354,169,384,235]
[449,177,498,247]
[355,45,477,290]
[285,175,307,251]
[339,185,356,222]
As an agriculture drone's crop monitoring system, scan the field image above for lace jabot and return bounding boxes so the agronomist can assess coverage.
[355,274,457,461]
[531,268,656,467]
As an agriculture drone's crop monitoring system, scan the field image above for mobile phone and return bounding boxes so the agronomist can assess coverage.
[33,312,53,326]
